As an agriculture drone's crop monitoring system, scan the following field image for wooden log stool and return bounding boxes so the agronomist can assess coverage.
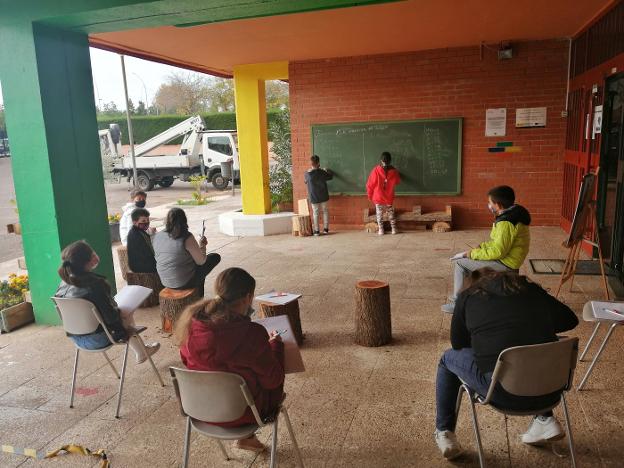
[291,215,313,237]
[354,280,392,347]
[159,288,199,333]
[116,245,130,281]
[258,299,304,345]
[127,272,164,307]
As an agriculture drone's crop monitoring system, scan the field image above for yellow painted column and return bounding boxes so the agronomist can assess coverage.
[234,62,288,215]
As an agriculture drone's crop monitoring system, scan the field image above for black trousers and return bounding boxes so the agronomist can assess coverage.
[177,253,221,297]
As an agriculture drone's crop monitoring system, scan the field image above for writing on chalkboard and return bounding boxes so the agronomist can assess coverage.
[424,127,449,177]
[335,125,389,136]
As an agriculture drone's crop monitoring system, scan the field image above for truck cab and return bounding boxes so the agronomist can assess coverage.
[202,131,240,190]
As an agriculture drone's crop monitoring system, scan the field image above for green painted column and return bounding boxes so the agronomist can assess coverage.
[0,22,114,324]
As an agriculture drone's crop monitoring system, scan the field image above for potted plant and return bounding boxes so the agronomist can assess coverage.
[108,213,121,242]
[0,274,34,333]
[269,110,293,212]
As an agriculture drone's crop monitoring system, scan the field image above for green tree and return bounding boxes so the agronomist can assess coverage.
[136,100,147,115]
[153,72,209,115]
[100,101,121,116]
[206,78,235,112]
[268,109,292,209]
[266,80,289,109]
[126,98,136,115]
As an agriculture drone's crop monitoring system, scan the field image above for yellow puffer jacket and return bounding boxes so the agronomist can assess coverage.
[470,205,531,270]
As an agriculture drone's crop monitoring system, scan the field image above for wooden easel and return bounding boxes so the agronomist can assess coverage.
[555,171,610,300]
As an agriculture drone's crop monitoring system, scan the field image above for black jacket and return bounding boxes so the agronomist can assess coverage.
[55,273,128,342]
[127,226,157,273]
[304,168,333,204]
[496,204,532,226]
[451,277,578,373]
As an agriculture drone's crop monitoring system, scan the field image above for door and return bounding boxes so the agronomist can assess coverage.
[598,74,624,276]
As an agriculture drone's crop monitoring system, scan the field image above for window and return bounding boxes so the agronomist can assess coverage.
[207,136,232,156]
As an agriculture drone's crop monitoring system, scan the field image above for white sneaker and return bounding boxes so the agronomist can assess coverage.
[136,342,160,364]
[435,430,463,460]
[441,302,455,314]
[521,415,564,445]
[378,228,384,236]
[391,228,398,235]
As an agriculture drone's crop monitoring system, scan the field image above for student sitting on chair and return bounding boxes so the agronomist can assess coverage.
[175,267,284,453]
[127,208,157,274]
[153,208,221,297]
[120,189,148,246]
[434,268,578,460]
[55,240,160,363]
[442,185,531,314]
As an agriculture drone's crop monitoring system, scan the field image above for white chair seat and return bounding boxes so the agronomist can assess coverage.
[191,419,259,440]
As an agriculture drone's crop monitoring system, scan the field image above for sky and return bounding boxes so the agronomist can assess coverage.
[0,47,209,109]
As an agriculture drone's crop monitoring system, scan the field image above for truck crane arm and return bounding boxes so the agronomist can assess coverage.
[133,115,205,157]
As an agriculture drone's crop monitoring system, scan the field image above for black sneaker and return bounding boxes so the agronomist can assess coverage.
[313,231,320,236]
[323,228,329,235]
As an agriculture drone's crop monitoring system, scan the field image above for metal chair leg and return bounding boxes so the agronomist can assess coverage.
[561,394,577,468]
[69,349,80,408]
[102,351,120,379]
[455,385,464,417]
[578,323,617,390]
[282,407,304,468]
[182,416,191,468]
[216,440,230,461]
[579,322,601,361]
[135,334,164,387]
[115,343,130,418]
[270,411,280,468]
[463,385,485,468]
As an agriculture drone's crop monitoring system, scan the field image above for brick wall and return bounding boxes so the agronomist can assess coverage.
[289,40,569,228]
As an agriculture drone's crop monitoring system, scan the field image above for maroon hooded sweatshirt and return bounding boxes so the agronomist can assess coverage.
[180,316,285,426]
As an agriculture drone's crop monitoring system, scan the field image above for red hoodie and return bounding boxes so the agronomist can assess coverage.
[366,165,401,205]
[180,316,285,426]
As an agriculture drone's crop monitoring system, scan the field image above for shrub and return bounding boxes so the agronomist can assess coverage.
[0,274,29,309]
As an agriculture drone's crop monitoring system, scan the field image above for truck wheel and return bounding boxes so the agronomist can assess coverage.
[211,171,229,190]
[158,177,174,188]
[136,172,155,191]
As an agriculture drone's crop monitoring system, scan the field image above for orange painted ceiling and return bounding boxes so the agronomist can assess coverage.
[91,0,613,77]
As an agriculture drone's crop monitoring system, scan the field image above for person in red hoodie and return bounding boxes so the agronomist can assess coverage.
[366,151,401,235]
[175,267,284,453]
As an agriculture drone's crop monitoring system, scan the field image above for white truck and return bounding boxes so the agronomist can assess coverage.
[100,115,239,191]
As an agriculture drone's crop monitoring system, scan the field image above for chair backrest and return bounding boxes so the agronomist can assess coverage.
[51,296,110,338]
[169,367,261,425]
[488,337,579,399]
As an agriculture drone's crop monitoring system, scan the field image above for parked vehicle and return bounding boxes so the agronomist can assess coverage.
[100,116,239,191]
[0,138,10,158]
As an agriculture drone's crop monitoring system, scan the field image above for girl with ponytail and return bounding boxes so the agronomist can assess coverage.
[55,240,160,363]
[175,267,284,453]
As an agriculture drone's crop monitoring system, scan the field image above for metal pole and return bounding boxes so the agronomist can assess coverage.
[120,55,138,188]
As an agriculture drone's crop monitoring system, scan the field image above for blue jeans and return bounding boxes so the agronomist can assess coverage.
[70,331,111,350]
[436,348,556,431]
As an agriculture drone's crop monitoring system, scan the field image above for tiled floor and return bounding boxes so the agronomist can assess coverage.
[0,197,620,467]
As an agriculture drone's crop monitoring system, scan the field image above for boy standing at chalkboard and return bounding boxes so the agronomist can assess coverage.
[366,152,401,235]
[304,155,334,236]
[441,185,531,314]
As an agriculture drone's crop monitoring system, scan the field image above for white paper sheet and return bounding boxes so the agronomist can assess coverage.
[450,252,465,261]
[255,292,301,306]
[253,315,305,374]
[114,285,153,314]
[590,301,624,321]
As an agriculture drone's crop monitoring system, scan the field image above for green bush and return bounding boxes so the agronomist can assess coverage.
[97,109,283,145]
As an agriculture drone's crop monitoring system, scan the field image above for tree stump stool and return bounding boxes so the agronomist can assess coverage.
[116,245,130,281]
[159,288,199,333]
[432,221,452,233]
[354,280,392,347]
[258,299,304,345]
[291,215,312,237]
[127,272,164,307]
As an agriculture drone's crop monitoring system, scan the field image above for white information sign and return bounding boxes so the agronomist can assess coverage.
[592,105,603,139]
[485,108,506,136]
[515,107,547,128]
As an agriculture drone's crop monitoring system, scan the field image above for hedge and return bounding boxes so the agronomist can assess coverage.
[97,109,283,145]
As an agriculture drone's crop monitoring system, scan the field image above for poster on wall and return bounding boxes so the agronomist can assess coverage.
[593,105,603,139]
[485,108,506,136]
[515,107,547,127]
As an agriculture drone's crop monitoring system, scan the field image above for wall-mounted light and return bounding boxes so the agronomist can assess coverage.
[498,42,513,60]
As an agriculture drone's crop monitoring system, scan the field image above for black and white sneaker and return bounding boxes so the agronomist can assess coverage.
[313,231,320,236]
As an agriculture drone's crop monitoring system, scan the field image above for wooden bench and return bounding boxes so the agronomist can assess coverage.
[363,205,453,232]
[127,271,164,307]
[159,288,199,333]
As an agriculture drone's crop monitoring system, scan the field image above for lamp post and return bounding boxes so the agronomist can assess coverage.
[132,72,149,112]
[120,55,138,188]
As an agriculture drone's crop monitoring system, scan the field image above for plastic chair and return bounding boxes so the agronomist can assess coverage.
[169,367,304,468]
[52,296,164,418]
[456,337,579,468]
[577,301,624,390]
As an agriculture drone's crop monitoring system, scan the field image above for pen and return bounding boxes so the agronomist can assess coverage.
[268,292,287,298]
[604,308,624,316]
[201,220,206,238]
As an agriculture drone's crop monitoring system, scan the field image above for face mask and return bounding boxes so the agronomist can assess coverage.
[135,200,146,208]
[488,203,497,215]
[245,305,255,318]
[137,223,150,231]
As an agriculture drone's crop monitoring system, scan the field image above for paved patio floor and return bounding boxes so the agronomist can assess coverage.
[0,197,621,467]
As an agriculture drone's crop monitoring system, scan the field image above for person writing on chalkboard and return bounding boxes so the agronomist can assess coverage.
[366,151,401,235]
[441,185,531,314]
[304,155,333,236]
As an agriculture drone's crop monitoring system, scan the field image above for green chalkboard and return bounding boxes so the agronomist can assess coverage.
[311,118,462,195]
